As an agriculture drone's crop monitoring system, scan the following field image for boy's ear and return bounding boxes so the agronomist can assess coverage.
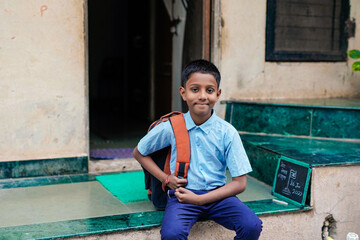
[179,86,186,101]
[217,88,222,98]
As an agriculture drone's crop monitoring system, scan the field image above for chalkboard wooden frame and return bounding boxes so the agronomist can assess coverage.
[272,156,312,207]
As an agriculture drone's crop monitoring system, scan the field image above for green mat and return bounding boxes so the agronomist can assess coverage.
[96,171,149,203]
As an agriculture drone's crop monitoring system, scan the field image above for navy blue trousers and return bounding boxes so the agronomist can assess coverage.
[160,190,262,240]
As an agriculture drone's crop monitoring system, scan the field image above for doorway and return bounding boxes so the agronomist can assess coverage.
[88,0,173,151]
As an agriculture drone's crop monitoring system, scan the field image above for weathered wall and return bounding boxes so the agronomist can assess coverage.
[215,0,360,117]
[310,165,360,238]
[0,0,88,161]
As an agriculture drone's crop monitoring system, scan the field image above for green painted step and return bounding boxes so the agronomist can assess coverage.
[240,133,360,186]
[223,98,360,139]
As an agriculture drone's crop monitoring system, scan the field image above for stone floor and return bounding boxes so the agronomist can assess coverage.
[0,171,303,239]
[0,173,273,228]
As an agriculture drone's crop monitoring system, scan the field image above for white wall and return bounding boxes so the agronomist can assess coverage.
[215,0,360,117]
[0,0,88,161]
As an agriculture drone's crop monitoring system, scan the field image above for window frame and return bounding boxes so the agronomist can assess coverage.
[265,0,350,62]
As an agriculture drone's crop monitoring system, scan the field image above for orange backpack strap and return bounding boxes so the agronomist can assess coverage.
[169,114,190,178]
[148,111,183,132]
[161,150,172,191]
[154,112,189,192]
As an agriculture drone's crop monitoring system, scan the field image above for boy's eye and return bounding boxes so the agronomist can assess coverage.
[207,89,215,93]
[191,88,199,92]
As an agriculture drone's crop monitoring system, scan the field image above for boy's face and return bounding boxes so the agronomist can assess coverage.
[179,73,221,124]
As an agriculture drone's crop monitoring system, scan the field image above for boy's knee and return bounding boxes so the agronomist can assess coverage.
[248,217,263,236]
[160,225,188,240]
[235,216,262,240]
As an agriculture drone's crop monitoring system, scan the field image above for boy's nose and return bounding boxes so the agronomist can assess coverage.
[199,90,207,99]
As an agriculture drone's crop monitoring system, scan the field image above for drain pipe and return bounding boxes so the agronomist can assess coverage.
[322,215,336,240]
[322,220,332,240]
[321,215,359,240]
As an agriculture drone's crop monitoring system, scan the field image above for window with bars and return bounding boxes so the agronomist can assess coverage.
[266,0,350,61]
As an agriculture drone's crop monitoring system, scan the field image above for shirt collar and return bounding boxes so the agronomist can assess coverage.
[183,110,217,134]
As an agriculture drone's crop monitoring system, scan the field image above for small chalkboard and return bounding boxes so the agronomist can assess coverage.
[272,156,312,207]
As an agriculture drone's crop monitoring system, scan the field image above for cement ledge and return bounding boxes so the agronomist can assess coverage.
[0,199,310,240]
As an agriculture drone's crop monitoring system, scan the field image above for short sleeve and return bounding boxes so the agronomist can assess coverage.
[225,128,252,177]
[137,121,173,156]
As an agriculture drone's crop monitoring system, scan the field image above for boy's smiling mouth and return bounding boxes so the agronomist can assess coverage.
[194,103,209,106]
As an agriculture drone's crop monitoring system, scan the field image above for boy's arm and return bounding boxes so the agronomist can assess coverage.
[132,146,187,189]
[174,174,247,205]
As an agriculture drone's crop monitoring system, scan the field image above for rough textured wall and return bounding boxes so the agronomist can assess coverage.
[310,166,360,239]
[0,0,88,161]
[215,0,360,117]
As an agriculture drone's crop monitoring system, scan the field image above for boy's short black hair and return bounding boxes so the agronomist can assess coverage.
[181,59,221,88]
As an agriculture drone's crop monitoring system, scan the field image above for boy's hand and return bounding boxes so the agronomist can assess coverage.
[174,187,202,205]
[167,174,187,190]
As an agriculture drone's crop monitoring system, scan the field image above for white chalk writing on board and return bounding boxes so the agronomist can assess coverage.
[273,157,312,206]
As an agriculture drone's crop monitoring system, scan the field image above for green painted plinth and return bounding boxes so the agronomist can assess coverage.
[242,133,360,167]
[224,98,360,139]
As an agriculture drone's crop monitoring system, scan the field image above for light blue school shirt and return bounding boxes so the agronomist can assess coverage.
[137,111,252,190]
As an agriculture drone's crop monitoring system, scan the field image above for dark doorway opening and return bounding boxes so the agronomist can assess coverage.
[88,0,172,150]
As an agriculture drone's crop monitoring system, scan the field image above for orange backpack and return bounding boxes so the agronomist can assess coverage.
[143,112,190,210]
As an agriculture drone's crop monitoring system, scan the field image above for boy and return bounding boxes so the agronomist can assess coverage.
[133,60,262,240]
